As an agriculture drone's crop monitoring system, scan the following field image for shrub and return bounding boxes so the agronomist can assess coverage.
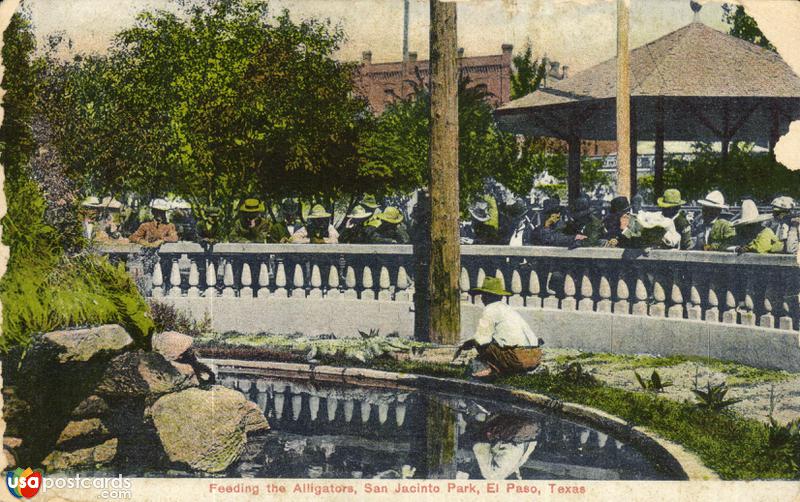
[692,381,742,412]
[149,300,211,337]
[557,362,598,386]
[634,370,672,393]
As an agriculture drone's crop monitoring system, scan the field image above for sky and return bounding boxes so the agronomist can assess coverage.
[22,0,730,72]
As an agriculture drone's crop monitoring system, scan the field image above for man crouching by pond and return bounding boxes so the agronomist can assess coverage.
[454,277,543,380]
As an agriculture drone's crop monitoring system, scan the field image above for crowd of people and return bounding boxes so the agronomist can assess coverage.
[80,188,799,255]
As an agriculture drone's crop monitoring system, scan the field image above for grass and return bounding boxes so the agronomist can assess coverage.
[553,351,792,385]
[360,358,798,480]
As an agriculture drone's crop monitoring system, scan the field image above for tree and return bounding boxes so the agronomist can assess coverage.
[43,0,371,233]
[509,41,547,100]
[722,3,775,51]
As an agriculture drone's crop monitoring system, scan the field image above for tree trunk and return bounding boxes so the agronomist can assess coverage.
[427,0,460,345]
[654,97,665,200]
[615,0,632,199]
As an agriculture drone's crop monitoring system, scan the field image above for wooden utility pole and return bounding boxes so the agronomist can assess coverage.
[427,0,460,344]
[616,0,632,199]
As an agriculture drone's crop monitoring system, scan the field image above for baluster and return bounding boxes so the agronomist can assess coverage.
[343,399,354,423]
[204,259,217,298]
[476,268,486,291]
[495,268,506,291]
[779,296,793,331]
[740,277,756,326]
[395,266,411,301]
[274,260,288,298]
[291,393,302,421]
[152,260,164,298]
[706,281,720,322]
[378,266,391,301]
[561,272,576,310]
[460,267,471,303]
[760,282,775,328]
[395,400,407,427]
[649,275,666,317]
[543,270,560,310]
[326,265,340,298]
[686,278,702,320]
[257,262,270,298]
[578,270,594,312]
[168,259,182,297]
[631,276,648,316]
[222,261,236,297]
[722,288,738,324]
[273,385,286,420]
[308,264,323,298]
[597,273,612,313]
[527,269,541,308]
[326,396,338,421]
[378,403,389,425]
[187,259,200,297]
[361,266,375,300]
[360,401,371,423]
[344,266,358,299]
[309,395,320,421]
[613,274,629,314]
[291,264,305,298]
[667,280,684,319]
[509,269,524,307]
[240,263,253,298]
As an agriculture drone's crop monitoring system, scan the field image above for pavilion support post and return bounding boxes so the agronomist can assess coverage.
[427,0,460,345]
[769,104,780,160]
[567,136,582,209]
[654,97,665,199]
[721,138,730,162]
[615,0,632,199]
[630,102,638,198]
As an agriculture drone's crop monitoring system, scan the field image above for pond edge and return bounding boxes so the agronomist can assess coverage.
[202,357,718,481]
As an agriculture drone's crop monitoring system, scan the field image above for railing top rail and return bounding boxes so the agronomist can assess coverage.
[94,241,798,268]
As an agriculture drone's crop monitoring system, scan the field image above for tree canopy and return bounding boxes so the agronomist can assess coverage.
[509,41,547,100]
[722,3,775,51]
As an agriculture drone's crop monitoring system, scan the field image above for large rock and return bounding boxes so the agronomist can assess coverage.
[55,419,111,448]
[145,386,269,473]
[152,331,193,361]
[71,395,110,419]
[40,325,134,363]
[42,438,118,471]
[96,351,196,398]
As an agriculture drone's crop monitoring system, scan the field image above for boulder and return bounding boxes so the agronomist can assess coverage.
[71,395,110,419]
[170,362,200,386]
[152,331,193,361]
[42,438,118,471]
[96,351,196,398]
[145,386,269,473]
[40,325,133,363]
[55,419,111,448]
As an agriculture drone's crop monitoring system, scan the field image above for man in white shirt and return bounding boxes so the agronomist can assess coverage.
[455,277,542,379]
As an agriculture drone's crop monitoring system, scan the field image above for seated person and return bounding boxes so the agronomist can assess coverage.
[366,206,410,244]
[290,204,339,244]
[768,196,798,254]
[129,198,179,247]
[562,194,605,247]
[339,205,373,244]
[231,198,287,243]
[731,199,781,254]
[657,189,693,250]
[622,210,681,249]
[692,190,735,251]
[603,196,631,246]
[455,277,542,380]
[530,197,578,247]
[462,196,501,245]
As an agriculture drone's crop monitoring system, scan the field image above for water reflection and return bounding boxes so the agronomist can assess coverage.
[220,374,672,480]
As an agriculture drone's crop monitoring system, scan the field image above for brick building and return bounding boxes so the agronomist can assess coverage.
[355,44,564,115]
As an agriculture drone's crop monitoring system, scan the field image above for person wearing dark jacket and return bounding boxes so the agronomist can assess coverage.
[530,198,579,247]
[563,195,604,247]
[366,207,410,244]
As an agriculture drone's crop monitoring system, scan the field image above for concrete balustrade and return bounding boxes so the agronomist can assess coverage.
[98,242,800,371]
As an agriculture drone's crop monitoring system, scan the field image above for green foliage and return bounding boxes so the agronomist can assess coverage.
[510,41,546,100]
[545,155,612,194]
[149,300,211,337]
[722,4,775,51]
[557,362,598,386]
[763,417,800,475]
[634,370,672,393]
[43,0,371,227]
[659,143,800,204]
[692,381,742,413]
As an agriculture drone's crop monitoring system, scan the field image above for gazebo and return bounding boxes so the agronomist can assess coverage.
[495,19,800,205]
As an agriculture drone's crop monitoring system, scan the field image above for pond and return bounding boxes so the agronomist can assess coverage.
[216,372,677,481]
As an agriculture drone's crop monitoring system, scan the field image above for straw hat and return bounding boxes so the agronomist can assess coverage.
[239,198,265,213]
[771,196,795,210]
[361,194,379,209]
[469,276,511,296]
[347,205,370,219]
[733,199,772,226]
[307,204,331,219]
[378,206,404,224]
[657,189,686,208]
[82,196,102,208]
[149,198,171,211]
[698,190,728,209]
[469,200,491,222]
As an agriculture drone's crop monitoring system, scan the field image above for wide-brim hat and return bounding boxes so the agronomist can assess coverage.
[347,205,370,219]
[169,197,192,210]
[361,194,379,209]
[657,189,686,208]
[149,198,171,211]
[469,276,511,296]
[733,199,772,226]
[307,204,331,219]
[609,196,630,214]
[469,201,491,222]
[82,196,102,208]
[698,190,728,209]
[771,196,795,210]
[239,198,266,213]
[378,206,403,224]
